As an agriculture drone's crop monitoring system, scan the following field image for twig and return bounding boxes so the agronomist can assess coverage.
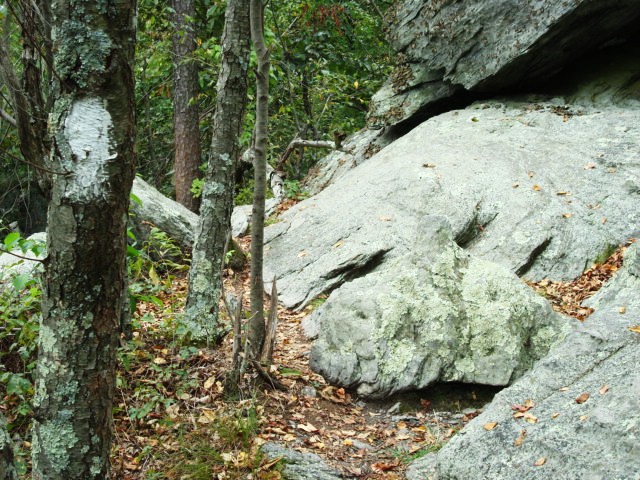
[0,246,45,263]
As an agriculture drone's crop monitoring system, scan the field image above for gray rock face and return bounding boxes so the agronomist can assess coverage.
[261,442,351,480]
[303,218,571,398]
[265,101,640,310]
[435,242,640,480]
[405,452,437,480]
[370,0,640,127]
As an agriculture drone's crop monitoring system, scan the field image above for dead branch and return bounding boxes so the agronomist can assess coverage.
[260,276,278,365]
[277,138,338,171]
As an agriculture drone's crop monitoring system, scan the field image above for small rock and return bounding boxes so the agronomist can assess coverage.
[301,386,317,398]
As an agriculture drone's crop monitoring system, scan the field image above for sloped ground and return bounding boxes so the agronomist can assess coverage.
[106,237,632,479]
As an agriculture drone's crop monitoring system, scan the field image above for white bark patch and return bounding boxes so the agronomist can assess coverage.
[64,98,116,201]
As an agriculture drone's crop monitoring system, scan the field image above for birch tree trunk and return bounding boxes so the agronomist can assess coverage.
[31,1,136,478]
[247,0,270,359]
[184,0,250,343]
[172,0,201,212]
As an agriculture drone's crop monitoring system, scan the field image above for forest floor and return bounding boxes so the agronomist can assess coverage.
[108,233,630,480]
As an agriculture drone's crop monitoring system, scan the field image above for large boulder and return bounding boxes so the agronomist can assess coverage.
[303,218,571,398]
[264,100,640,310]
[370,0,640,128]
[433,242,640,479]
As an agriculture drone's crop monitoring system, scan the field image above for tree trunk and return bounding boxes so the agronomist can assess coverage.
[0,0,52,196]
[31,1,136,478]
[172,0,202,212]
[247,0,270,359]
[184,0,250,344]
[0,414,17,480]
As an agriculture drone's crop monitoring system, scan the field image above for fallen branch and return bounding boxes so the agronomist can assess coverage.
[277,138,339,171]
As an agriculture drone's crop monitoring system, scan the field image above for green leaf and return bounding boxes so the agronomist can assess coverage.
[130,192,142,206]
[3,232,20,249]
[5,374,32,396]
[11,274,33,291]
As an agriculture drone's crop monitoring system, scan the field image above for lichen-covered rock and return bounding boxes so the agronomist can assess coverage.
[265,101,640,310]
[434,242,640,480]
[302,219,571,398]
[369,0,640,127]
[261,442,351,480]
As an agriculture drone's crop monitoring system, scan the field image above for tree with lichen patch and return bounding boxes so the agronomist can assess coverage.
[184,0,250,344]
[30,0,136,478]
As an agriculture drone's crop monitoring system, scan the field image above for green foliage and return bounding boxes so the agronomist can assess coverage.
[283,179,309,200]
[127,226,188,310]
[0,233,45,429]
[266,1,393,179]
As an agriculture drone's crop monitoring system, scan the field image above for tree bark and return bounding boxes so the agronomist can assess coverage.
[185,0,250,344]
[0,0,52,196]
[172,0,202,212]
[0,414,17,480]
[31,1,136,478]
[247,0,270,360]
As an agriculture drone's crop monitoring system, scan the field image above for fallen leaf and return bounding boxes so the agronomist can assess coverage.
[580,415,589,422]
[343,439,353,446]
[372,461,399,472]
[379,215,392,221]
[618,306,626,314]
[599,385,609,395]
[556,191,570,196]
[332,240,344,248]
[533,457,547,467]
[562,213,572,218]
[422,163,437,168]
[551,412,560,419]
[524,413,538,424]
[628,325,640,334]
[483,422,498,431]
[602,217,607,224]
[528,171,535,178]
[532,184,541,191]
[512,182,520,188]
[584,162,596,169]
[559,387,569,392]
[514,429,527,447]
[511,399,535,413]
[298,422,319,433]
[153,357,167,365]
[575,392,590,404]
[297,250,308,257]
[203,376,217,390]
[607,167,617,173]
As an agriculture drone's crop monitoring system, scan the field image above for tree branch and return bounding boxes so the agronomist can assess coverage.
[0,107,16,126]
[0,246,45,263]
[277,137,339,171]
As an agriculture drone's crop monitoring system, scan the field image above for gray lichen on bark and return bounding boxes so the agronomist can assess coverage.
[184,0,250,344]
